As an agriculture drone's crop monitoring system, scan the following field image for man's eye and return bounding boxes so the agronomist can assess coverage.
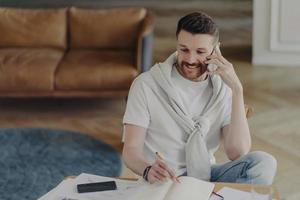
[181,49,188,52]
[197,51,205,54]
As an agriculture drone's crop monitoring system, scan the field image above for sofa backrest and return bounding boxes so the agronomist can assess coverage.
[69,7,146,49]
[0,7,67,49]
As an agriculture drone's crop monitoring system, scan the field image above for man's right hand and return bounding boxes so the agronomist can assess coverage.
[147,158,177,184]
[122,124,178,184]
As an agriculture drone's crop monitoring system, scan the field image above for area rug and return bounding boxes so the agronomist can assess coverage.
[0,128,122,200]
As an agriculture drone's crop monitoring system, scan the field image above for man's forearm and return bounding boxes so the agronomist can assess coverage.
[122,147,151,176]
[225,87,251,159]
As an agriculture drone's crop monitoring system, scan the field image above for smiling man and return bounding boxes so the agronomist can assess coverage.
[122,12,277,184]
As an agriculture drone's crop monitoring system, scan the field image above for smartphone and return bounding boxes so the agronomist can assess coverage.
[77,181,117,193]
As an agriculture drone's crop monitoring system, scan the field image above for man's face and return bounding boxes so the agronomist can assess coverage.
[176,30,215,81]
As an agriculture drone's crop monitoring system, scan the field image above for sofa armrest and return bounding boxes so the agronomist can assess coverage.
[136,10,155,73]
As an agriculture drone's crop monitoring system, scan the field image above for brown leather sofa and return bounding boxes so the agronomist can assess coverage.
[0,7,154,97]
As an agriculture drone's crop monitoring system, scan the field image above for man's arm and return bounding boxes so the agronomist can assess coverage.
[221,88,251,160]
[122,124,149,176]
[205,44,251,160]
[122,124,177,183]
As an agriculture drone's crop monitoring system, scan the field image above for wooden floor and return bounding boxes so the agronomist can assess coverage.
[0,1,299,200]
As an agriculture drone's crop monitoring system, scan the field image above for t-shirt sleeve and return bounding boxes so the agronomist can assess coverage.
[123,77,150,129]
[221,89,232,127]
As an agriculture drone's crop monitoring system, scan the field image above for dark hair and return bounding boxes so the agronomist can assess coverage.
[176,12,219,45]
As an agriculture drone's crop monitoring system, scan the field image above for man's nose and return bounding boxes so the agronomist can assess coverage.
[186,53,197,64]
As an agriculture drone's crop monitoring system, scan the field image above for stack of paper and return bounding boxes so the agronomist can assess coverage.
[38,173,141,200]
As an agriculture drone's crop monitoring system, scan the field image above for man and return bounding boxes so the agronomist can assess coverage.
[122,12,277,184]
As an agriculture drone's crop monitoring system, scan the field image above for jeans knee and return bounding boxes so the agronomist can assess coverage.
[250,151,277,172]
[248,151,277,184]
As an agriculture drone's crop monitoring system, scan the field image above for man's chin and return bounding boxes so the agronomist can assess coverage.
[183,69,205,77]
[176,64,206,81]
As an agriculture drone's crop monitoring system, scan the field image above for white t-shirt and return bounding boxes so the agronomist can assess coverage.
[123,66,232,175]
[171,66,213,118]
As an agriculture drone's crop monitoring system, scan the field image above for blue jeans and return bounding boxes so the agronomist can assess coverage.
[210,151,277,185]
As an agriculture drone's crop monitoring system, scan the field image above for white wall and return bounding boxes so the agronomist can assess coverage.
[252,0,300,66]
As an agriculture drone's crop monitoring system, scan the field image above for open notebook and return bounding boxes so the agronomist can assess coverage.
[131,176,215,200]
[38,173,215,200]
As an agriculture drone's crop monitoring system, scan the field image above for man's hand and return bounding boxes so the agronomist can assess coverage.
[204,45,251,159]
[147,157,177,184]
[205,44,243,93]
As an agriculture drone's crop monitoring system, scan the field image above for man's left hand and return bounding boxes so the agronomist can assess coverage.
[205,45,243,93]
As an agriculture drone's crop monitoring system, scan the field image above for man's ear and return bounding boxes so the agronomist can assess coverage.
[216,42,221,50]
[211,41,220,55]
[215,42,223,56]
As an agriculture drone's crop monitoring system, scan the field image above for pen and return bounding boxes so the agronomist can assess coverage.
[155,152,181,183]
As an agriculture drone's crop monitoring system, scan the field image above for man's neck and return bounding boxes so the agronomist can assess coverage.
[192,72,208,82]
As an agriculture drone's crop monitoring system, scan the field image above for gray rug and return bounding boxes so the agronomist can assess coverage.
[0,128,122,200]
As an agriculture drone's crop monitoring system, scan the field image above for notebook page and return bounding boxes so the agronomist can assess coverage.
[130,180,173,200]
[164,176,214,200]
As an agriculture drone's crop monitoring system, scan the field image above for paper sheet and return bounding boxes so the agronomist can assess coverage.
[217,187,271,200]
[38,173,142,200]
[38,179,79,200]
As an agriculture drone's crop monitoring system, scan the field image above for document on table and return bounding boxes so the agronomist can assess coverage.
[38,174,273,200]
[217,187,271,200]
[38,173,142,200]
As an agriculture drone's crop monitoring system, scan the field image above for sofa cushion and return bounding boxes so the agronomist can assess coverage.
[55,50,138,90]
[0,8,67,49]
[0,48,64,91]
[69,7,146,49]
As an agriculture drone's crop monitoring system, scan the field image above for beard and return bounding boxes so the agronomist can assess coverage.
[174,59,208,81]
[178,60,208,76]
